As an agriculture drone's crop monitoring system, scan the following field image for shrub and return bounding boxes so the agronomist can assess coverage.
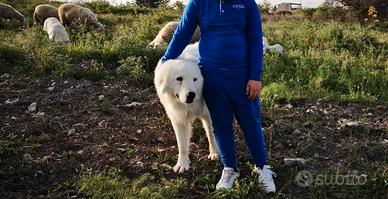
[84,1,150,15]
[0,43,28,73]
[261,82,294,106]
[117,55,151,83]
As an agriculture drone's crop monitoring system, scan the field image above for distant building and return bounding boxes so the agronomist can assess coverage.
[275,2,302,15]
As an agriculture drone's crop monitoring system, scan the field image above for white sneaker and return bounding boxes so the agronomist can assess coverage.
[254,165,277,193]
[216,167,240,190]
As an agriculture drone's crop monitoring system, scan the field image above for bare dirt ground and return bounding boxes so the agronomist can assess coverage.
[0,74,387,198]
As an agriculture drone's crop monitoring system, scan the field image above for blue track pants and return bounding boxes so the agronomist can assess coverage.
[200,66,268,169]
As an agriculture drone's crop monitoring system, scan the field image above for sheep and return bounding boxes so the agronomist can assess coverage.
[149,21,284,55]
[58,3,104,32]
[0,3,25,26]
[43,17,70,43]
[33,4,59,25]
[262,37,270,54]
[268,44,284,55]
[149,21,200,47]
[262,37,284,55]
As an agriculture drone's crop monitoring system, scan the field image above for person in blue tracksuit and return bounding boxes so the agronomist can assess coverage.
[161,0,276,192]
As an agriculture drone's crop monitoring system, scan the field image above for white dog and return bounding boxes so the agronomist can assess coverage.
[154,43,218,173]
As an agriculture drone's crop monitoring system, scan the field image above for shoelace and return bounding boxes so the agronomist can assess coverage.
[263,168,277,181]
[254,166,277,180]
[221,169,236,183]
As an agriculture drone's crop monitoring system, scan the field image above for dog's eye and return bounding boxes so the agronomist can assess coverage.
[176,77,183,81]
[193,78,197,82]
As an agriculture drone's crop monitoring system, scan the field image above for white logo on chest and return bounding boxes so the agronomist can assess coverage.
[232,4,245,9]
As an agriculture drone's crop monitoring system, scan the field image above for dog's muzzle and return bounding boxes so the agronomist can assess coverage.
[185,92,196,104]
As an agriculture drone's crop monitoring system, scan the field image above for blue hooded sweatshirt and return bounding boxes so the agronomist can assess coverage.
[162,0,263,80]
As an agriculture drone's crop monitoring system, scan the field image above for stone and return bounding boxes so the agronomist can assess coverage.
[23,153,33,161]
[126,102,142,107]
[28,102,37,112]
[284,158,307,166]
[5,98,19,105]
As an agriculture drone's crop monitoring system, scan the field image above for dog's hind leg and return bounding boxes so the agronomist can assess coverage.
[171,121,191,173]
[200,110,219,160]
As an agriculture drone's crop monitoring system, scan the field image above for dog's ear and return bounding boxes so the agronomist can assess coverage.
[160,70,172,94]
[156,76,170,94]
[160,82,169,94]
[155,62,171,94]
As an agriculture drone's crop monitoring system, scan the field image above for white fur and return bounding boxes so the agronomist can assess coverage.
[149,21,200,48]
[43,17,70,43]
[150,24,283,56]
[177,42,200,63]
[154,43,218,173]
[149,22,178,47]
[262,37,270,54]
[263,37,284,55]
[269,44,284,55]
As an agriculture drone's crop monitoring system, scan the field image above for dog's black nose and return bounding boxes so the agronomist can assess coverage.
[186,92,196,103]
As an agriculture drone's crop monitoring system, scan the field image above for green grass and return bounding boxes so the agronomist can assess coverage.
[0,140,13,157]
[100,97,113,115]
[1,2,387,198]
[76,164,388,198]
[1,2,386,104]
[123,148,134,159]
[0,133,19,157]
[261,82,295,106]
[262,21,388,104]
[1,2,387,103]
[298,169,388,198]
[78,169,187,199]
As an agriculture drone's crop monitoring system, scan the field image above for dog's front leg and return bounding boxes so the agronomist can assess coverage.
[171,121,191,173]
[200,112,219,160]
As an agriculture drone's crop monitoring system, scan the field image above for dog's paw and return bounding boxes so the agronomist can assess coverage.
[208,152,219,160]
[173,161,190,173]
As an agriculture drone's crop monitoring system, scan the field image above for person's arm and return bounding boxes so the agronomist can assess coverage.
[246,0,263,81]
[161,0,199,61]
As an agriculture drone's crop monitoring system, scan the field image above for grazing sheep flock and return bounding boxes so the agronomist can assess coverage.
[1,2,283,53]
[0,2,104,43]
[33,4,59,25]
[0,3,25,26]
[58,3,104,32]
[149,21,284,55]
[43,17,70,43]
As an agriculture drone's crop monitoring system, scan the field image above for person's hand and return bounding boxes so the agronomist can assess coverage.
[246,80,262,100]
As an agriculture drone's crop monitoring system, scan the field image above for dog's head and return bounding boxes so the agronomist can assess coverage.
[155,59,203,104]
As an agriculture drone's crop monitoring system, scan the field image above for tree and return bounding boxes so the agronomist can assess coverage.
[173,1,185,12]
[135,0,169,8]
[259,0,272,14]
[326,0,387,19]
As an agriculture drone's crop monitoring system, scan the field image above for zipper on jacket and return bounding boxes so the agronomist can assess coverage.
[219,0,222,15]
